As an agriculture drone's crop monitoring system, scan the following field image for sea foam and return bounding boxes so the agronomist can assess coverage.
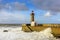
[0,26,57,40]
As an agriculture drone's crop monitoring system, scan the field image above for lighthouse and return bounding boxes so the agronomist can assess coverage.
[31,11,36,26]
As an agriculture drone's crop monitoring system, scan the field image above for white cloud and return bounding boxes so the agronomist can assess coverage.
[4,3,12,9]
[44,12,51,17]
[11,2,28,10]
[31,0,60,12]
[0,2,28,10]
[0,10,28,24]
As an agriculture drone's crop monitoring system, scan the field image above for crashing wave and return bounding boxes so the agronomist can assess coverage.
[0,27,58,40]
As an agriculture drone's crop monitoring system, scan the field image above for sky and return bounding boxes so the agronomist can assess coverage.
[0,0,60,24]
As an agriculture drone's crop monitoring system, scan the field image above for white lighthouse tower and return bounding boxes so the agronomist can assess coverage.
[30,11,36,26]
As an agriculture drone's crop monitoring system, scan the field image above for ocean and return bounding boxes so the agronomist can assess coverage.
[0,24,59,40]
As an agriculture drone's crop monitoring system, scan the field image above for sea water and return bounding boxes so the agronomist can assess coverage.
[0,26,59,40]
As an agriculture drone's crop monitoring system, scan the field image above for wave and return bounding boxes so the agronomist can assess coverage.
[0,27,58,40]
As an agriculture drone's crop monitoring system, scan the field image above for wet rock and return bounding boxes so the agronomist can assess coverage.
[3,30,8,32]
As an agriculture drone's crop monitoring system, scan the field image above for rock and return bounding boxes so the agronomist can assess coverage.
[3,30,8,32]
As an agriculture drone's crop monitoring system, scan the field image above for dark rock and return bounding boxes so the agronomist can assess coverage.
[3,30,8,32]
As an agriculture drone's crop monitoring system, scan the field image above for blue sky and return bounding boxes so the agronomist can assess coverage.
[0,0,60,24]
